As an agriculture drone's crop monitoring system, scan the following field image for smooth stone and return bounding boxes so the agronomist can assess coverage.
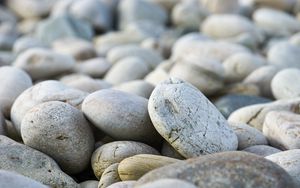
[107,45,163,70]
[17,18,40,35]
[161,141,185,159]
[200,0,240,13]
[0,51,16,66]
[218,83,261,96]
[35,14,93,45]
[113,80,154,99]
[148,78,238,158]
[13,48,75,80]
[91,141,159,178]
[271,68,300,99]
[104,57,150,85]
[250,0,296,11]
[118,154,180,181]
[266,149,300,186]
[98,163,121,188]
[223,53,266,83]
[144,68,169,86]
[106,181,136,188]
[171,1,208,31]
[137,151,295,187]
[0,113,6,135]
[82,89,161,145]
[73,58,112,78]
[229,122,268,150]
[21,101,94,174]
[214,94,272,118]
[267,42,300,69]
[263,111,300,150]
[118,0,167,29]
[80,180,98,188]
[0,135,79,188]
[253,8,300,37]
[243,145,282,157]
[52,38,97,61]
[60,74,111,93]
[243,65,280,98]
[70,0,112,32]
[13,36,47,54]
[11,80,87,134]
[169,56,225,96]
[0,170,49,188]
[228,98,300,131]
[4,120,21,141]
[148,0,180,11]
[0,66,32,118]
[136,179,197,188]
[124,20,166,39]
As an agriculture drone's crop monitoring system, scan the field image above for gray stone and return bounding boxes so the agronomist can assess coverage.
[114,80,154,99]
[106,181,136,188]
[13,36,47,54]
[73,58,112,78]
[243,145,282,157]
[80,180,98,188]
[136,179,197,188]
[200,0,240,13]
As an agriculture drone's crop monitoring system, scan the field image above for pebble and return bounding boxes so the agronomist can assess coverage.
[137,151,295,188]
[250,0,296,11]
[98,163,121,188]
[21,101,95,174]
[0,113,6,135]
[13,36,47,54]
[113,80,155,99]
[82,89,161,145]
[80,180,98,188]
[200,0,240,14]
[73,58,112,78]
[118,154,180,180]
[144,68,169,86]
[263,111,300,150]
[243,145,282,157]
[0,170,49,188]
[271,68,300,99]
[136,179,197,188]
[11,80,87,134]
[148,78,238,158]
[229,122,268,149]
[214,94,272,118]
[266,149,300,186]
[161,141,185,159]
[0,66,32,118]
[0,135,79,188]
[13,48,75,80]
[106,181,136,188]
[91,141,159,179]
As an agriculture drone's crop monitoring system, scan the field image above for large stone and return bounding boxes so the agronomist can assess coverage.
[148,78,238,158]
[136,179,197,188]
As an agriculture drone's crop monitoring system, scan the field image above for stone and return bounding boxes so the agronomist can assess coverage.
[137,151,296,188]
[73,58,112,78]
[229,122,268,150]
[35,14,94,45]
[70,0,112,32]
[267,42,300,69]
[214,94,272,118]
[263,111,300,150]
[82,89,161,145]
[243,145,282,157]
[144,68,169,86]
[243,65,280,98]
[98,163,121,188]
[114,80,155,99]
[0,135,79,188]
[107,45,163,70]
[266,149,300,186]
[253,8,300,37]
[118,154,180,181]
[104,57,150,85]
[161,141,185,159]
[271,68,300,99]
[218,83,261,96]
[200,0,240,13]
[13,48,75,80]
[0,113,6,135]
[17,18,40,35]
[13,36,48,54]
[228,98,300,131]
[0,170,49,188]
[250,0,296,11]
[148,78,238,158]
[136,179,197,188]
[118,0,167,29]
[106,181,136,188]
[91,141,159,179]
[0,51,16,66]
[223,53,266,83]
[0,66,32,118]
[52,38,97,61]
[169,56,225,96]
[21,101,95,174]
[80,180,98,188]
[11,80,87,134]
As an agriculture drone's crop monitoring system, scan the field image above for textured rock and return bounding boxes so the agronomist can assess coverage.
[21,101,94,174]
[91,141,159,179]
[148,78,238,158]
[82,89,161,145]
[0,136,79,188]
[98,163,121,188]
[0,66,32,118]
[137,151,296,188]
[118,154,180,180]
